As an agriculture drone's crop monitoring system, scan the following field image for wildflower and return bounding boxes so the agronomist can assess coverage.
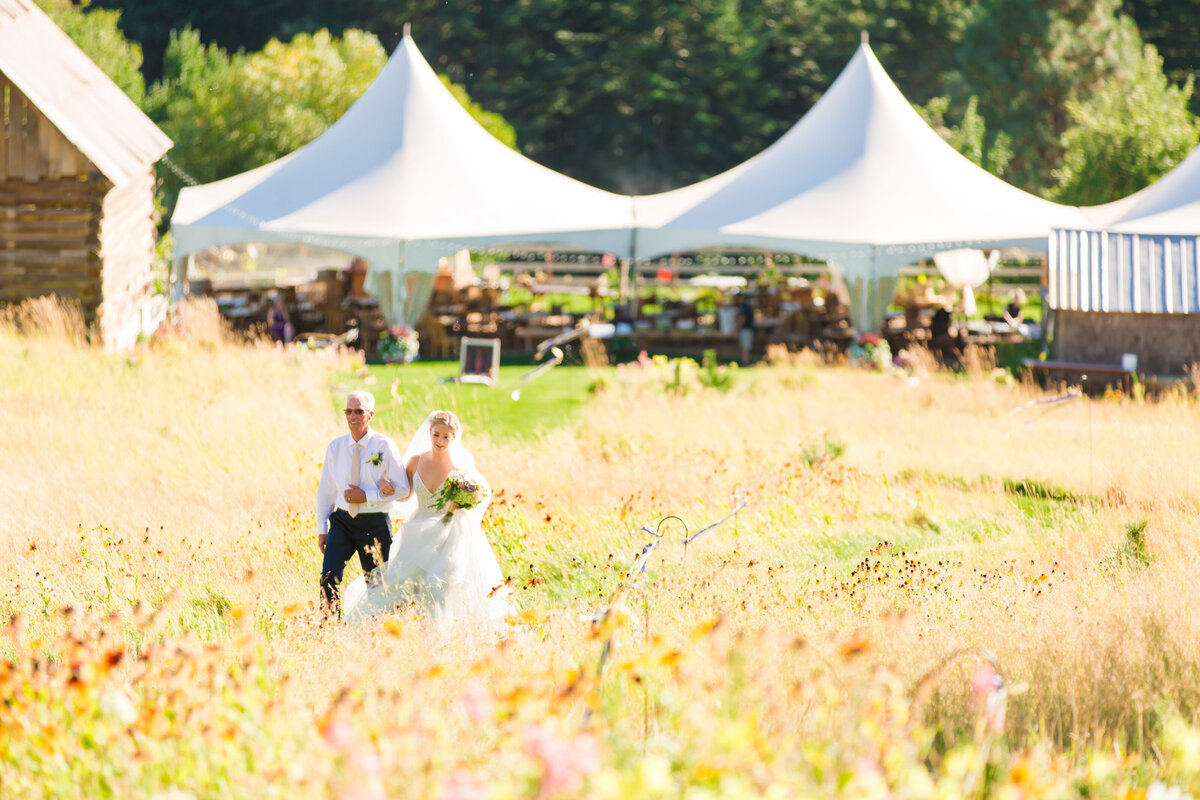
[970,663,1006,735]
[441,769,485,800]
[434,470,489,523]
[320,717,356,750]
[638,754,673,794]
[99,688,138,726]
[1146,782,1196,800]
[150,791,197,800]
[523,724,600,799]
[460,681,493,724]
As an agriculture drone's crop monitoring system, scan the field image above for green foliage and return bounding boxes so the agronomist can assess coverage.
[144,28,385,208]
[1121,0,1200,103]
[799,433,846,468]
[439,75,518,149]
[951,0,1144,193]
[1110,519,1154,568]
[35,0,147,104]
[698,349,737,391]
[144,27,514,216]
[916,95,1013,177]
[142,27,239,200]
[806,0,974,105]
[376,0,835,192]
[67,0,1200,204]
[235,29,388,165]
[1052,43,1200,204]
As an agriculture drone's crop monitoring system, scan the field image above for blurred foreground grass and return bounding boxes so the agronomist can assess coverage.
[4,297,1200,799]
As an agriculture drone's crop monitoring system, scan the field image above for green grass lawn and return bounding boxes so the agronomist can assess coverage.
[342,361,599,443]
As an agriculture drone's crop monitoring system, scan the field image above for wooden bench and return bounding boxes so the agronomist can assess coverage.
[1021,359,1134,392]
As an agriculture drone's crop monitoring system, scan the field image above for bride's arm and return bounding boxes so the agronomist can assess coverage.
[390,454,419,502]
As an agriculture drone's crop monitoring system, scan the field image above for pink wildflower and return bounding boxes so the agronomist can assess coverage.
[441,769,486,800]
[523,724,600,799]
[460,681,493,724]
[970,663,1007,734]
[320,718,356,750]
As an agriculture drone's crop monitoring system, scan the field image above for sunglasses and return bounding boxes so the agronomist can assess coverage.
[344,408,370,416]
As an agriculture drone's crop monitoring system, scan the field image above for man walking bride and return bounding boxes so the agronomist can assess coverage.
[315,390,408,619]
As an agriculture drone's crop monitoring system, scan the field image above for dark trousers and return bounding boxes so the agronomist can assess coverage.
[320,509,392,617]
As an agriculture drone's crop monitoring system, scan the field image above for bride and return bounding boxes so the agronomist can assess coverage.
[343,410,513,633]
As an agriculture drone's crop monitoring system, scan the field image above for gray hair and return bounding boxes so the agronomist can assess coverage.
[347,390,375,411]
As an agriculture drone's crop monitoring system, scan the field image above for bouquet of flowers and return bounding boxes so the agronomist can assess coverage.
[434,469,490,523]
[849,331,892,371]
[377,324,420,364]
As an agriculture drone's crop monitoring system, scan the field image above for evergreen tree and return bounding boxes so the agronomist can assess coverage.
[951,0,1140,195]
[1121,0,1200,98]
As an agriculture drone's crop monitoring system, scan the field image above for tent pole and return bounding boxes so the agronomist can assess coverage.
[622,196,638,304]
[869,247,877,332]
[170,254,188,308]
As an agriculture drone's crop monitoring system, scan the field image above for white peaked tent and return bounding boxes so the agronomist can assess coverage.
[1050,143,1200,314]
[170,32,635,323]
[633,39,1087,329]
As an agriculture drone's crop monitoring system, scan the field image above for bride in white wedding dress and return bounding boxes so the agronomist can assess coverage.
[342,410,513,633]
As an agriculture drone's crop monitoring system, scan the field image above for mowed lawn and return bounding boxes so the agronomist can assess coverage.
[344,361,600,444]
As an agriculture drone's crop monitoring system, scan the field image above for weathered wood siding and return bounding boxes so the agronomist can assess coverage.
[1,75,161,349]
[98,166,160,350]
[1055,310,1200,375]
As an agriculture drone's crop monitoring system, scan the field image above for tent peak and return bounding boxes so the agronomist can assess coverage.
[860,30,869,45]
[403,22,411,39]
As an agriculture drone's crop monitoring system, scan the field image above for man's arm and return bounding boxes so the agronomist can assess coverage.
[315,443,337,548]
[387,437,411,496]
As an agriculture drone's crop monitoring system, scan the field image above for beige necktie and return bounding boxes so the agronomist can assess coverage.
[348,441,361,517]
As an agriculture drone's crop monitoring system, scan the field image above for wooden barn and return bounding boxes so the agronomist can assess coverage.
[0,0,171,350]
[1049,142,1200,379]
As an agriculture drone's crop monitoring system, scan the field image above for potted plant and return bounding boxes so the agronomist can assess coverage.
[377,324,420,364]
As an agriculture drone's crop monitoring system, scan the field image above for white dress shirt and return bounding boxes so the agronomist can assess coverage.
[316,428,409,538]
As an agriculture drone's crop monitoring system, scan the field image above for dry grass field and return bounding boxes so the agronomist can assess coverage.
[3,297,1200,799]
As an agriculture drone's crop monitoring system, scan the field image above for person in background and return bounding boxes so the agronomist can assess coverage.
[737,293,756,364]
[267,292,293,343]
[1002,289,1025,331]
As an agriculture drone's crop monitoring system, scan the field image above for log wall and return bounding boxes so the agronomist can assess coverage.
[1,75,161,349]
[98,166,161,351]
[1055,310,1200,375]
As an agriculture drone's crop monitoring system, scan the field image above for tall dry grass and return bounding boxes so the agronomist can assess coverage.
[4,300,1200,797]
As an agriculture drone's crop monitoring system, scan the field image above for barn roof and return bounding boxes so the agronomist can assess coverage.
[0,0,171,185]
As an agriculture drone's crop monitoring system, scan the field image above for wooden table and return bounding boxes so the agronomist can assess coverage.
[1021,359,1134,391]
[514,325,571,352]
[638,330,740,359]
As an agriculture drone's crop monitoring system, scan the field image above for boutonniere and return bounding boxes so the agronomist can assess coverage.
[369,452,384,466]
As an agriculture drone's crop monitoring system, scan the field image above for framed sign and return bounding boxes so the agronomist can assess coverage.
[459,337,500,386]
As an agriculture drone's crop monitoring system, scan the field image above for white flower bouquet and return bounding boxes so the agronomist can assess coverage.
[434,470,489,523]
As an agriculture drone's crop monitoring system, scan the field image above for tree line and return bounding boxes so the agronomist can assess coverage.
[38,0,1200,213]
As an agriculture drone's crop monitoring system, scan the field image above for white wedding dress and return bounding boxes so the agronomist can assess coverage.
[343,469,513,634]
